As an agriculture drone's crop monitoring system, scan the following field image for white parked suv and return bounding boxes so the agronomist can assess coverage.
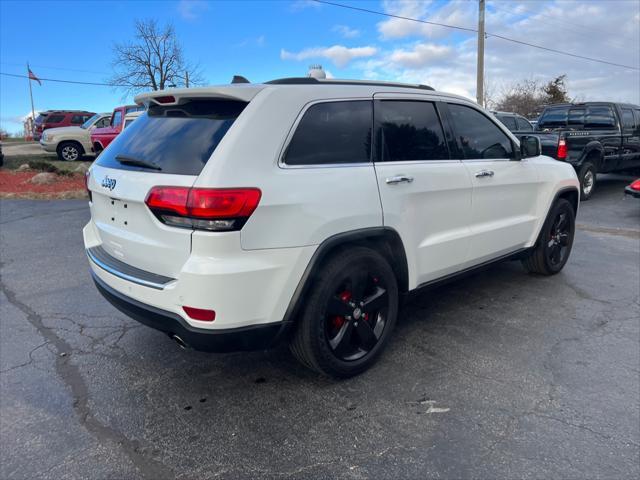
[40,113,111,161]
[84,78,579,377]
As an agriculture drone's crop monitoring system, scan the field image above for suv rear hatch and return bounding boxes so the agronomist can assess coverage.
[88,95,252,278]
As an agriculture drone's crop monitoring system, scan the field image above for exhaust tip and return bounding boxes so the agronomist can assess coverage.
[170,334,189,350]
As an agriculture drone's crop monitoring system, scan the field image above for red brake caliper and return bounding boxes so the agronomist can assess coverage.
[332,291,352,329]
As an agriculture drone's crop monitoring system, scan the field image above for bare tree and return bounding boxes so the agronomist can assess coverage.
[495,75,573,119]
[109,19,203,94]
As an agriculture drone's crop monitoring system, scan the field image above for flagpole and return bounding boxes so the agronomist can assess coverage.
[27,62,36,138]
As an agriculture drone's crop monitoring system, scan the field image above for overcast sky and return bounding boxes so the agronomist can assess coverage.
[1,0,638,133]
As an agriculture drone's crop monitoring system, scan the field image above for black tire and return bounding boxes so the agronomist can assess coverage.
[522,198,575,275]
[290,247,399,378]
[57,141,83,161]
[578,161,597,201]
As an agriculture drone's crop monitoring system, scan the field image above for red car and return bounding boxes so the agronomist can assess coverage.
[34,110,95,140]
[91,104,145,153]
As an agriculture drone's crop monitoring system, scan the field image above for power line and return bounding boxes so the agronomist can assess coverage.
[313,0,640,71]
[0,71,129,87]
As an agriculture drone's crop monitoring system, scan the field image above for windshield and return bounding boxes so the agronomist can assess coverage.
[95,99,248,175]
[81,113,101,129]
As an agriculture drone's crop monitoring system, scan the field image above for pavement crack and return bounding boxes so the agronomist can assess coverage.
[0,340,50,374]
[0,272,173,480]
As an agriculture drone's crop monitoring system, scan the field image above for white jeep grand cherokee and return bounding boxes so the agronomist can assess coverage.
[84,78,579,377]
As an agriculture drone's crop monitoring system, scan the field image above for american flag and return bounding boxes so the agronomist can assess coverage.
[28,67,41,85]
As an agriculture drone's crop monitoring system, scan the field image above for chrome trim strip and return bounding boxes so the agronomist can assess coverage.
[86,248,172,290]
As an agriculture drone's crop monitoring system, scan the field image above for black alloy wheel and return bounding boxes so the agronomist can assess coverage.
[324,267,389,361]
[522,198,575,275]
[290,247,399,377]
[546,210,571,268]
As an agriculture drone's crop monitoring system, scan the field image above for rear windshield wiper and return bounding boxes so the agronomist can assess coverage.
[115,154,162,171]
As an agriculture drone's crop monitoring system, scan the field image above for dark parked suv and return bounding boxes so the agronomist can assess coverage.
[34,110,96,140]
[492,111,534,133]
[534,102,640,199]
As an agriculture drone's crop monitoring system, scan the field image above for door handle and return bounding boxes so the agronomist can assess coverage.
[385,175,414,185]
[475,170,494,178]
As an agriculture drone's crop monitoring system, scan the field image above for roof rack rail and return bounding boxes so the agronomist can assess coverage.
[264,77,435,91]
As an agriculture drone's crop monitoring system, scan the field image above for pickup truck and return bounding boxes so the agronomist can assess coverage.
[91,104,145,153]
[535,102,640,199]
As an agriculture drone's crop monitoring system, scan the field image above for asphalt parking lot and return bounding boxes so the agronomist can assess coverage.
[1,174,639,479]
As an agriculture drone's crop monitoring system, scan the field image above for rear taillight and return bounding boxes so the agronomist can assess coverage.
[145,186,261,231]
[84,170,92,201]
[557,137,567,160]
[630,179,640,192]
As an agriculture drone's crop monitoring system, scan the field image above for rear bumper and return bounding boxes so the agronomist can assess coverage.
[92,271,290,352]
[625,186,640,198]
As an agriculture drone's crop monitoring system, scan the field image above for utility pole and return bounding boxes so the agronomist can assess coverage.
[185,71,189,88]
[476,0,485,106]
[27,62,36,137]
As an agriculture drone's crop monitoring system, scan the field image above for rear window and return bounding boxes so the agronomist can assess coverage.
[539,104,618,130]
[95,99,247,175]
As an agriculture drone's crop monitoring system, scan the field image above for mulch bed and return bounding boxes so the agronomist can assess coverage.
[0,170,87,199]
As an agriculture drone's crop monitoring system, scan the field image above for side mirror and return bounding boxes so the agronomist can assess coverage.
[520,135,541,158]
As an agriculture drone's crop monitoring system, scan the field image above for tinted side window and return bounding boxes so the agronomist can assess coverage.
[538,106,569,128]
[46,115,65,124]
[284,101,372,165]
[585,105,616,129]
[112,111,123,127]
[516,116,533,131]
[621,109,635,129]
[377,101,448,161]
[496,115,517,131]
[448,104,513,159]
[71,115,84,124]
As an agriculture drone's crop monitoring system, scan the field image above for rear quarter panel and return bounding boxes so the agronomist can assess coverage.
[192,87,384,251]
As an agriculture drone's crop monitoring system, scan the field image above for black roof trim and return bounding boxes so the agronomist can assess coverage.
[265,77,435,91]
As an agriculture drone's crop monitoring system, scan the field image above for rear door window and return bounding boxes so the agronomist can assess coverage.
[95,99,247,175]
[584,105,616,129]
[71,115,84,124]
[376,100,448,161]
[46,115,65,124]
[496,115,517,131]
[283,101,372,165]
[448,103,513,159]
[621,108,635,130]
[516,116,533,131]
